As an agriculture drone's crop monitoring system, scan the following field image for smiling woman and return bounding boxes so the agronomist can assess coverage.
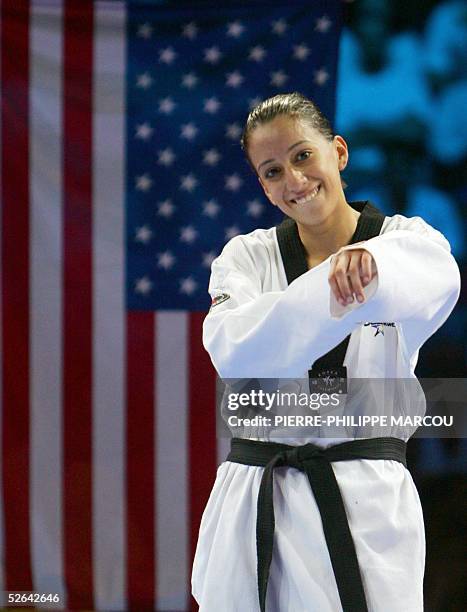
[191,93,460,611]
[243,95,368,298]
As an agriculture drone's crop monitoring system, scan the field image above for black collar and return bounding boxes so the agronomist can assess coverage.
[276,200,385,285]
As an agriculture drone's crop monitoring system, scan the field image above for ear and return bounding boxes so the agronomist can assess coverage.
[257,175,276,205]
[334,135,349,172]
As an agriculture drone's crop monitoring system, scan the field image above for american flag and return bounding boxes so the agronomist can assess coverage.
[0,1,340,610]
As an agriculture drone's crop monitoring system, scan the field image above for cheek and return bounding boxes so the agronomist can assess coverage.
[265,184,283,205]
[259,178,274,200]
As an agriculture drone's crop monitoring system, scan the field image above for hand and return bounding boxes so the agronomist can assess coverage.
[328,247,377,306]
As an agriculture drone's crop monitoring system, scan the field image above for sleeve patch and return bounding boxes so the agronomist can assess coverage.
[210,293,230,309]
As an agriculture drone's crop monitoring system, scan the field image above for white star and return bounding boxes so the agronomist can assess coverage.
[157,250,176,270]
[225,225,241,240]
[247,199,264,217]
[180,122,198,141]
[135,122,154,141]
[135,173,153,192]
[135,225,153,244]
[136,72,153,90]
[225,123,242,140]
[249,45,267,62]
[248,97,262,110]
[157,148,176,167]
[314,68,330,86]
[203,149,221,166]
[204,46,223,64]
[202,251,217,268]
[137,23,153,39]
[180,173,198,192]
[182,21,198,39]
[181,72,198,89]
[315,15,332,33]
[159,96,176,114]
[226,70,244,88]
[180,226,198,244]
[293,44,310,61]
[204,97,221,114]
[179,276,198,296]
[271,19,288,36]
[159,46,177,64]
[227,20,245,38]
[203,199,220,218]
[157,199,175,218]
[270,70,289,87]
[225,174,243,192]
[135,276,153,295]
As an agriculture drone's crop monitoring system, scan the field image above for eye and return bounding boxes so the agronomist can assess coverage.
[296,150,312,162]
[264,166,280,179]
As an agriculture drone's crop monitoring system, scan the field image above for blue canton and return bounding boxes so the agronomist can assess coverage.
[126,0,341,309]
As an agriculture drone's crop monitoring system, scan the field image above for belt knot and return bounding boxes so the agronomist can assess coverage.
[281,443,324,470]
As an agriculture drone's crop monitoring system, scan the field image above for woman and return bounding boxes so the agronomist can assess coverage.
[191,93,460,611]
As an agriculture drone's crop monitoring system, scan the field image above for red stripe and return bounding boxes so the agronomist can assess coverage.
[0,0,33,592]
[126,311,155,610]
[188,312,217,611]
[62,1,94,607]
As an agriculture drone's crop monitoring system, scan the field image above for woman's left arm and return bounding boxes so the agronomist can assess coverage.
[329,218,461,357]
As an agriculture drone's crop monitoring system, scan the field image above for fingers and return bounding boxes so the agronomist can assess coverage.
[360,251,374,285]
[329,248,376,306]
[329,252,352,305]
[348,251,365,303]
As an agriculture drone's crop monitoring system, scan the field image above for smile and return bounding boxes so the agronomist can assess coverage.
[292,184,320,204]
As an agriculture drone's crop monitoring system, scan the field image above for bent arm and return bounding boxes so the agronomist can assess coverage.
[333,229,460,357]
[204,226,460,378]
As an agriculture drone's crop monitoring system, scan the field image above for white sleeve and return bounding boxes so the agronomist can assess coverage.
[330,216,461,358]
[203,235,366,378]
[204,218,460,378]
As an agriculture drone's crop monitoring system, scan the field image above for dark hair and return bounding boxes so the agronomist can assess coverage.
[240,92,335,165]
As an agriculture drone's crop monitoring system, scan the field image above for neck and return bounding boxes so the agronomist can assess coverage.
[297,201,360,263]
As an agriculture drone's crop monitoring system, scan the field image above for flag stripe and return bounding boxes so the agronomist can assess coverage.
[188,313,217,576]
[126,311,155,610]
[156,311,189,610]
[1,0,33,592]
[29,0,65,605]
[92,2,126,610]
[62,1,94,607]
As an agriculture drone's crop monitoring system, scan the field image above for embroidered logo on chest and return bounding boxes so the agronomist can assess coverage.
[363,322,396,337]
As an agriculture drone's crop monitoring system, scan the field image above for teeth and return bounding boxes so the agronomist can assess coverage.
[294,185,320,204]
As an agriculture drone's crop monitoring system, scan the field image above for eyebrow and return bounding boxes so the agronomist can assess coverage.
[257,140,310,171]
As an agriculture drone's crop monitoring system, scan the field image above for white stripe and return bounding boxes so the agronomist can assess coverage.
[29,2,65,606]
[155,312,189,611]
[92,2,127,611]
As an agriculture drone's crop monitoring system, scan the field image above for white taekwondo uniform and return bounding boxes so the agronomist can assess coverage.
[191,204,460,612]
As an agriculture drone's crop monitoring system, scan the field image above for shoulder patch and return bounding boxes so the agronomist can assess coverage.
[210,293,230,309]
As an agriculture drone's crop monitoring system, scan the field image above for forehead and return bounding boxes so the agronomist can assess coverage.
[248,115,326,166]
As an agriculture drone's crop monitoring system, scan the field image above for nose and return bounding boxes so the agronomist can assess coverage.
[284,165,307,193]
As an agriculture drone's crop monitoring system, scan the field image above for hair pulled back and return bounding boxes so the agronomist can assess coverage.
[241,92,335,166]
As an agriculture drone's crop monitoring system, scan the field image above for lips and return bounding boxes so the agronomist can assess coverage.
[291,184,320,204]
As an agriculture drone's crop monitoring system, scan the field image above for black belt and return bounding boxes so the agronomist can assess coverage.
[227,436,407,612]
